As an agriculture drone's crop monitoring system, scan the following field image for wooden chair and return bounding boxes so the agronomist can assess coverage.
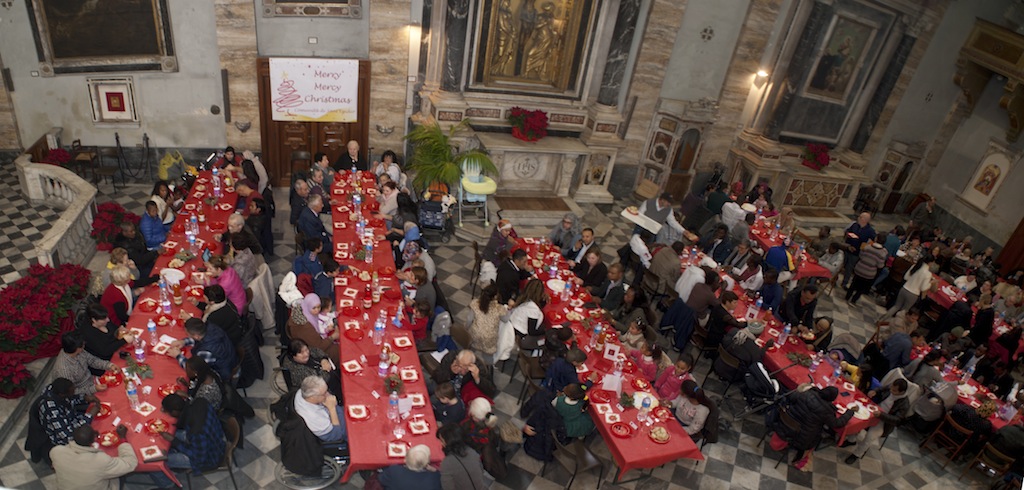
[688,325,717,369]
[703,344,741,398]
[186,416,240,489]
[821,271,839,297]
[450,323,471,350]
[290,150,312,178]
[959,442,1015,481]
[919,413,975,468]
[551,432,603,489]
[516,351,545,404]
[470,241,483,299]
[96,146,123,190]
[69,139,97,177]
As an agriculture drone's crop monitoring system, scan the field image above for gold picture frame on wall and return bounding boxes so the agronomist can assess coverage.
[480,0,593,92]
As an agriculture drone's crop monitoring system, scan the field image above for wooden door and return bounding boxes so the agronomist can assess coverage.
[997,216,1024,273]
[666,128,701,199]
[257,58,372,187]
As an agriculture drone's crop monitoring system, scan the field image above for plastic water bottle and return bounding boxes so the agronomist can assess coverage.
[158,279,171,314]
[373,320,385,345]
[350,164,357,181]
[377,350,390,377]
[681,247,690,263]
[133,338,146,363]
[147,319,158,345]
[809,352,821,373]
[690,247,699,265]
[590,324,602,348]
[126,380,140,410]
[392,312,403,330]
[962,364,975,383]
[746,297,763,321]
[189,214,199,237]
[771,223,780,240]
[353,192,362,216]
[188,234,198,256]
[365,241,374,264]
[1008,382,1020,402]
[212,167,222,198]
[778,323,790,345]
[562,282,571,302]
[387,392,400,423]
[833,366,842,384]
[637,397,651,423]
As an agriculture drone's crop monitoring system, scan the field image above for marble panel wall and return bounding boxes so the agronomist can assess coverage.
[215,0,260,150]
[0,67,17,149]
[369,0,413,155]
[697,0,783,170]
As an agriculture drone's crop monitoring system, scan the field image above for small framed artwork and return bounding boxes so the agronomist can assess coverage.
[959,140,1015,214]
[87,78,138,124]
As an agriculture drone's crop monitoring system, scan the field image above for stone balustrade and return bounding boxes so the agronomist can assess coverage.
[14,128,98,267]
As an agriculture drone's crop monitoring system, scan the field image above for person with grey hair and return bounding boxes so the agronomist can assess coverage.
[548,212,581,250]
[378,444,441,489]
[297,193,332,251]
[217,212,262,255]
[294,376,346,442]
[433,349,497,405]
[290,178,311,226]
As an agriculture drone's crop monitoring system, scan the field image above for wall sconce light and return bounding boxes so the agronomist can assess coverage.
[376,124,395,136]
[753,70,769,88]
[234,121,252,133]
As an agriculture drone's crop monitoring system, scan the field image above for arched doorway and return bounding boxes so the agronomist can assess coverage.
[666,128,701,199]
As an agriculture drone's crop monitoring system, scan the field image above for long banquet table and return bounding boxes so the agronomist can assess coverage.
[517,239,704,481]
[330,171,443,482]
[748,220,832,282]
[91,171,238,485]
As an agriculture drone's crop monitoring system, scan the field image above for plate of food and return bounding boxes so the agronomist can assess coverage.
[610,422,633,438]
[342,360,363,373]
[569,299,584,308]
[154,314,174,327]
[136,402,157,417]
[626,206,639,215]
[957,384,979,397]
[409,393,426,407]
[409,419,430,435]
[565,311,584,322]
[137,299,158,313]
[393,336,413,349]
[188,286,204,299]
[400,368,419,382]
[622,360,638,374]
[100,370,124,387]
[344,327,364,341]
[358,271,371,282]
[588,389,615,404]
[631,378,651,391]
[97,431,120,447]
[342,305,360,316]
[145,418,171,435]
[545,279,567,292]
[158,384,180,397]
[845,402,871,420]
[96,402,113,419]
[349,405,370,420]
[653,406,672,420]
[383,289,402,300]
[648,426,671,444]
[208,221,227,233]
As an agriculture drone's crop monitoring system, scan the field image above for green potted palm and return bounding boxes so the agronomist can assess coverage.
[405,120,496,199]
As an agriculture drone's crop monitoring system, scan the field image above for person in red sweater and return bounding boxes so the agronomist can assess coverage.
[628,342,663,382]
[406,300,431,341]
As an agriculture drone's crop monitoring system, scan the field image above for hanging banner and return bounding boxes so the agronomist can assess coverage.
[269,58,359,122]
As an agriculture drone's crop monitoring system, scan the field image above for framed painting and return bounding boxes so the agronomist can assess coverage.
[262,0,361,18]
[959,140,1015,213]
[87,78,138,124]
[802,13,877,103]
[26,0,176,76]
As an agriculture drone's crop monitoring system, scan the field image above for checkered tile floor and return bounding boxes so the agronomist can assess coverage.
[0,162,1002,488]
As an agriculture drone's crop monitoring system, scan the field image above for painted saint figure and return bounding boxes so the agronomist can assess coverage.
[491,0,518,76]
[973,164,1001,196]
[523,2,561,81]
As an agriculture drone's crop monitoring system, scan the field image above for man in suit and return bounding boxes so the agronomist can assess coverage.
[297,194,332,251]
[495,249,533,304]
[592,263,627,311]
[698,223,734,264]
[564,227,598,266]
[332,140,368,172]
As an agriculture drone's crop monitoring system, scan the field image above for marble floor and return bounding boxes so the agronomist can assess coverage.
[0,161,1006,489]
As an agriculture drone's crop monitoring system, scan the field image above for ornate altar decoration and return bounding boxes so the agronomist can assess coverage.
[26,0,176,76]
[262,0,361,18]
[479,0,595,92]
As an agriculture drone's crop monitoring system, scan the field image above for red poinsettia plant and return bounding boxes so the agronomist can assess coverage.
[45,148,72,166]
[0,352,33,399]
[508,107,549,142]
[91,202,141,251]
[802,143,831,171]
[0,264,90,397]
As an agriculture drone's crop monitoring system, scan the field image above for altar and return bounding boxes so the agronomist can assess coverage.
[474,132,590,198]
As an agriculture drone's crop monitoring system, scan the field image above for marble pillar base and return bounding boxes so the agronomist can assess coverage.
[581,103,625,144]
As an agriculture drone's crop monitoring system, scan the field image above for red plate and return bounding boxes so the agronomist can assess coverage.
[188,286,204,299]
[158,384,180,397]
[137,300,157,313]
[631,378,651,391]
[208,221,226,233]
[342,306,360,317]
[648,426,671,444]
[382,289,401,300]
[610,422,633,438]
[172,223,185,233]
[380,266,396,276]
[99,370,124,387]
[345,327,364,341]
[145,418,171,435]
[369,219,385,228]
[589,389,614,404]
[154,314,174,328]
[622,360,638,374]
[97,431,120,447]
[96,402,113,419]
[653,406,672,420]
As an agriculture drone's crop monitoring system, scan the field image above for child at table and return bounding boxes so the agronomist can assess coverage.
[629,342,663,382]
[554,384,595,439]
[315,297,337,339]
[405,299,431,341]
[656,355,695,401]
[431,382,466,426]
[621,321,647,350]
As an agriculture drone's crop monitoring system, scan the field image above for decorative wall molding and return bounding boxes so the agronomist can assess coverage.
[261,0,361,18]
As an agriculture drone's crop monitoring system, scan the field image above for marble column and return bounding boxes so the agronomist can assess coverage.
[848,33,916,151]
[369,0,413,154]
[596,0,643,107]
[215,0,260,150]
[440,0,471,92]
[0,63,18,149]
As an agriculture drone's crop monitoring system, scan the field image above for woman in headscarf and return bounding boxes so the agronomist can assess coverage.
[547,213,580,250]
[285,293,339,360]
[784,386,855,470]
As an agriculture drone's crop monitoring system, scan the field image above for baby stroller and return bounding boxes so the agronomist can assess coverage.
[418,196,455,243]
[720,362,791,431]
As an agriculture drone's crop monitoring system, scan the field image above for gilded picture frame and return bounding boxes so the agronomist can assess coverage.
[801,13,877,104]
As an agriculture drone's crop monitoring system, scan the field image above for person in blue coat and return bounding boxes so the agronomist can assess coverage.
[139,201,167,250]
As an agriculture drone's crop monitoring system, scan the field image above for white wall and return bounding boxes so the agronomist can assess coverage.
[659,0,751,101]
[926,76,1024,245]
[254,10,369,59]
[0,0,227,148]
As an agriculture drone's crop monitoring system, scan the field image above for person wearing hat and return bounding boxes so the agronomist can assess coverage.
[715,321,772,383]
[939,325,974,358]
[397,241,436,282]
[638,192,686,238]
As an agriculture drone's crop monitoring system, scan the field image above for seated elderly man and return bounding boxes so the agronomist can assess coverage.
[297,194,332,251]
[295,376,347,442]
[219,212,262,255]
[397,241,437,282]
[37,378,101,447]
[53,331,118,395]
[50,424,137,489]
[433,350,497,407]
[290,178,311,226]
[113,222,158,277]
[379,444,441,489]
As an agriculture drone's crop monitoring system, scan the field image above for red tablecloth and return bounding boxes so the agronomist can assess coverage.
[517,240,704,480]
[92,170,238,485]
[748,222,831,281]
[929,275,969,309]
[330,172,443,482]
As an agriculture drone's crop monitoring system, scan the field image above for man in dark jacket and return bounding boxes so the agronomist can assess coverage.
[706,291,745,351]
[170,318,238,382]
[779,284,818,328]
[433,350,497,407]
[783,386,854,467]
[698,224,734,265]
[521,389,567,462]
[297,194,332,251]
[113,222,158,278]
[715,322,771,382]
[495,249,532,304]
[844,379,910,463]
